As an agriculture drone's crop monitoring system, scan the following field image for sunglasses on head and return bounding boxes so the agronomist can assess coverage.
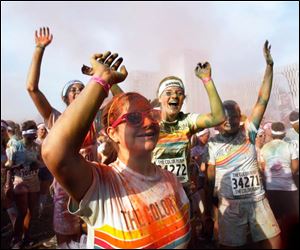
[111,109,161,128]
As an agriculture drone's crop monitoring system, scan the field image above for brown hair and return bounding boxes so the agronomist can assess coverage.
[289,110,299,122]
[271,122,286,140]
[21,120,37,132]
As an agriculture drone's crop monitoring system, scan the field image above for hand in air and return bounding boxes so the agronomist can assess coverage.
[195,62,212,80]
[263,40,273,66]
[35,27,53,48]
[89,51,128,86]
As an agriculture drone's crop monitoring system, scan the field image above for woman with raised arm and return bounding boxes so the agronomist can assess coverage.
[26,27,97,246]
[42,51,191,249]
[206,41,282,249]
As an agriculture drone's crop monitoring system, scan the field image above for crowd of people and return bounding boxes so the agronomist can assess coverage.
[1,27,299,249]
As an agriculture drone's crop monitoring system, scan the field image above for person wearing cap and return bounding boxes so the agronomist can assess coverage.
[206,41,281,248]
[260,122,299,248]
[5,120,42,248]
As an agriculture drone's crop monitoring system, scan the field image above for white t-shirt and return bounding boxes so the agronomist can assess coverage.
[208,122,265,199]
[260,139,298,191]
[68,159,191,249]
[284,128,299,159]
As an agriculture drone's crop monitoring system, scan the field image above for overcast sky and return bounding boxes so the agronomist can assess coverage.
[1,1,299,123]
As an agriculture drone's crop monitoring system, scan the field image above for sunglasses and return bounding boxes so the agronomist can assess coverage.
[111,109,161,128]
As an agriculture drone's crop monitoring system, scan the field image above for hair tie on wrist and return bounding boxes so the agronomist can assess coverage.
[91,76,110,95]
[201,77,211,84]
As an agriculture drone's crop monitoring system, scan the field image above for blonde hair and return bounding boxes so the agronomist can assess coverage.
[157,76,184,97]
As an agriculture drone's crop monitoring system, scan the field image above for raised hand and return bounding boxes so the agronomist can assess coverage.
[263,40,273,66]
[195,62,212,81]
[35,27,53,48]
[90,51,128,86]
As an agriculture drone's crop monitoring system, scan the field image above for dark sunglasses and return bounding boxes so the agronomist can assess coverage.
[111,109,161,128]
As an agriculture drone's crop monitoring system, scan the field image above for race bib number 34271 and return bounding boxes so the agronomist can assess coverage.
[156,158,188,183]
[230,170,262,196]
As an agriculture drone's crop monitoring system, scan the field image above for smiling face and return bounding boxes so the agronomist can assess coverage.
[37,126,47,139]
[159,86,185,120]
[107,94,160,158]
[220,101,241,135]
[66,83,85,105]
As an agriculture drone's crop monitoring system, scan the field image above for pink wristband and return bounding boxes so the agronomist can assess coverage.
[201,77,212,84]
[91,76,110,95]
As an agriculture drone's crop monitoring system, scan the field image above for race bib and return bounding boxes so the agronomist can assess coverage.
[156,157,188,183]
[230,170,262,196]
[20,166,38,180]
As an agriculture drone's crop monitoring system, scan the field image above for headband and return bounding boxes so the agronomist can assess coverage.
[271,130,285,135]
[1,121,8,129]
[61,80,84,98]
[37,123,46,129]
[158,79,185,97]
[22,129,37,135]
[290,119,299,125]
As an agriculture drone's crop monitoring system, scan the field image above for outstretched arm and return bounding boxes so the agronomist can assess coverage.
[26,27,53,120]
[194,62,225,129]
[42,51,128,202]
[249,40,274,129]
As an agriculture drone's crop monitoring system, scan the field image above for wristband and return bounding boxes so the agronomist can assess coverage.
[36,45,45,49]
[201,77,212,84]
[91,76,110,95]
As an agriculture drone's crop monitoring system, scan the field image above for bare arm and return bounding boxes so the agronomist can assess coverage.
[291,159,299,175]
[42,51,128,202]
[194,62,225,129]
[249,40,274,129]
[204,163,215,217]
[26,27,53,120]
